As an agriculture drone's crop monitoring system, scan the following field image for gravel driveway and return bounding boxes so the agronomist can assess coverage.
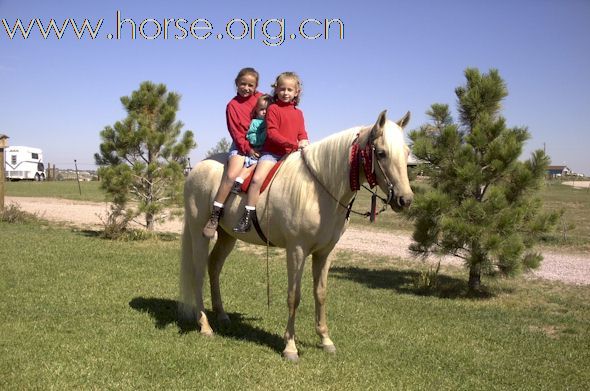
[6,196,589,286]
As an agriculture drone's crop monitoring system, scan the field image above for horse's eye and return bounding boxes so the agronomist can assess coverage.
[376,150,387,159]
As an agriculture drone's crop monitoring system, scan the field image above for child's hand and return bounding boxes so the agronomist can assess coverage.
[249,149,260,158]
[298,139,310,149]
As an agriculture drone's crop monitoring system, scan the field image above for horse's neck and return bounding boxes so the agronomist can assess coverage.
[304,126,367,202]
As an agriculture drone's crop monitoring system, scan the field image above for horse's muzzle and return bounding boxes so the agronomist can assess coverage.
[389,193,413,211]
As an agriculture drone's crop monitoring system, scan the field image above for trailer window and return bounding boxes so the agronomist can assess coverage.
[11,155,16,165]
[32,153,39,159]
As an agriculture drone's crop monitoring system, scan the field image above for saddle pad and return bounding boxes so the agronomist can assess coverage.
[240,160,285,194]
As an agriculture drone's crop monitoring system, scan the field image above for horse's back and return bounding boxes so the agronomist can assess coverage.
[184,154,226,213]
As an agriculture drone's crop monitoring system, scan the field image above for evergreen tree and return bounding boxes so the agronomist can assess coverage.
[206,137,231,157]
[409,68,558,291]
[95,81,196,231]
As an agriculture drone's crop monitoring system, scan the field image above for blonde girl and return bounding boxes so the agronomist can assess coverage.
[234,72,309,233]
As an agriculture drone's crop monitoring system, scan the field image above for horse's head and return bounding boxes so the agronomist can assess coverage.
[362,110,414,211]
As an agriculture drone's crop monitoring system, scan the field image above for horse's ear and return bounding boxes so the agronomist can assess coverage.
[377,110,387,128]
[370,110,387,141]
[396,111,411,129]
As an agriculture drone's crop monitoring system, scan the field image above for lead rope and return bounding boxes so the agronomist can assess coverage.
[261,153,291,309]
[266,214,270,309]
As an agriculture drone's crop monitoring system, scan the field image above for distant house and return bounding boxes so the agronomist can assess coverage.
[546,165,571,178]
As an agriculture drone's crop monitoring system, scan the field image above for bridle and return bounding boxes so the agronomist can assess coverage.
[349,131,397,206]
[300,129,398,220]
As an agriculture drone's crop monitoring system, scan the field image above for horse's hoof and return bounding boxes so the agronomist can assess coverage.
[282,351,299,362]
[320,343,336,354]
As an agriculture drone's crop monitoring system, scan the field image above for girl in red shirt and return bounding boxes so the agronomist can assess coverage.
[203,67,262,238]
[233,71,309,233]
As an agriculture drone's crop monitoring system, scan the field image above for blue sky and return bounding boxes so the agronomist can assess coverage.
[1,0,589,174]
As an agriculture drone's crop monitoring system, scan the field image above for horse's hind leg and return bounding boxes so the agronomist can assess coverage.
[179,221,213,336]
[312,250,336,353]
[208,228,237,326]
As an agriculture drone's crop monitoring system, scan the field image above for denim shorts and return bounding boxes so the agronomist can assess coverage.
[228,142,242,157]
[229,143,260,167]
[258,152,283,163]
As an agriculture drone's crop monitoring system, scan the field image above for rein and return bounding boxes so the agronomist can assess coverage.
[259,153,291,309]
[300,148,358,215]
[300,134,393,220]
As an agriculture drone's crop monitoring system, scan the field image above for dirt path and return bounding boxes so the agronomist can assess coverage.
[562,180,590,189]
[6,196,589,286]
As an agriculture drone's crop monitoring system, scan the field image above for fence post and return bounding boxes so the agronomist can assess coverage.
[74,159,82,196]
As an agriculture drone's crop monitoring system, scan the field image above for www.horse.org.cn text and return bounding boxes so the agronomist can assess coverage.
[1,11,345,46]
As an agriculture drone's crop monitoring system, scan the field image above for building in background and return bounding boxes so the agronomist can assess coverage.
[546,165,571,178]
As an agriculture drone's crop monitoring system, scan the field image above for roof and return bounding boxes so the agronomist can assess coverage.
[546,165,569,170]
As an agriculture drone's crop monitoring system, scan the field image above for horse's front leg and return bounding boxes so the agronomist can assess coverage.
[208,229,237,326]
[312,251,336,353]
[283,245,308,362]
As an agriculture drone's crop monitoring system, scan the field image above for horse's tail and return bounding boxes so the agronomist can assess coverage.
[179,220,198,322]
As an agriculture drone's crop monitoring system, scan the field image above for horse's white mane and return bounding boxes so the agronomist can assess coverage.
[296,126,367,199]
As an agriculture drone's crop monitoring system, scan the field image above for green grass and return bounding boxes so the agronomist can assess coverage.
[540,182,590,251]
[5,180,106,202]
[1,221,589,389]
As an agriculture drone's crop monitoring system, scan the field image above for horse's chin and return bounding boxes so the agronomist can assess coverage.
[389,200,403,212]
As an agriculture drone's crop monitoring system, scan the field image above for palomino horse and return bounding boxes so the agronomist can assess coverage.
[180,110,414,361]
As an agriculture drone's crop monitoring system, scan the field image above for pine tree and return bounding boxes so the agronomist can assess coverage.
[95,81,196,231]
[409,68,558,291]
[206,137,231,157]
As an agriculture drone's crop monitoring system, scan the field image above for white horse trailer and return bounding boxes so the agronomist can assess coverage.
[4,146,46,181]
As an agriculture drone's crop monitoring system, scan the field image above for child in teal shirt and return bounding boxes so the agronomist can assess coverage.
[231,94,273,193]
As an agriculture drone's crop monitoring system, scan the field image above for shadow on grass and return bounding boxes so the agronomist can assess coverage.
[78,229,102,238]
[129,297,284,353]
[330,266,497,299]
[76,229,179,241]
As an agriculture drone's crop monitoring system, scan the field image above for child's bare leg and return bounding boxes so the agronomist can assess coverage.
[214,155,245,203]
[246,161,275,207]
[240,164,256,180]
[203,155,245,238]
[234,160,275,233]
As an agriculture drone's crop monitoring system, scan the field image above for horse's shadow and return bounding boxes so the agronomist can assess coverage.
[128,297,284,352]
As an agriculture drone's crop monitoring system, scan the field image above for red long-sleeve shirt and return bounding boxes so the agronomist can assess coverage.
[262,100,308,156]
[226,92,262,155]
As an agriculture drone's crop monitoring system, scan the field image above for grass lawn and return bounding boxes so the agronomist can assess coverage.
[1,221,588,389]
[5,180,106,202]
[540,182,590,251]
